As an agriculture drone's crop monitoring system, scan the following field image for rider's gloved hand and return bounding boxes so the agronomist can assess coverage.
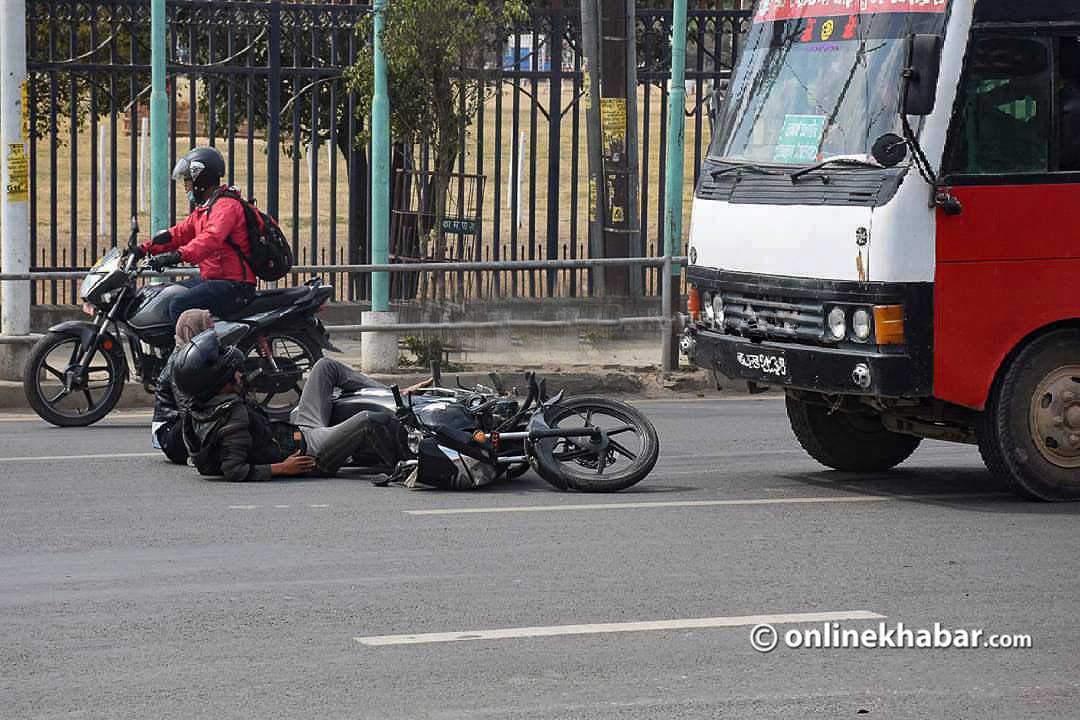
[130,245,147,261]
[149,251,182,273]
[151,229,172,246]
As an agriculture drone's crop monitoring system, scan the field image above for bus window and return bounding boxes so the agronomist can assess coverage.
[1058,37,1080,171]
[945,35,1051,175]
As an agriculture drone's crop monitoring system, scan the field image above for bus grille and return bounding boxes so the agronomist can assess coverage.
[722,292,824,343]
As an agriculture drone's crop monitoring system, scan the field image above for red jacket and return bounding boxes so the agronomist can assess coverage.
[142,188,254,283]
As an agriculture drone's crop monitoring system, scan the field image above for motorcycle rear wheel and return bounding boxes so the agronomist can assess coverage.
[24,331,126,427]
[239,330,322,415]
[542,397,659,492]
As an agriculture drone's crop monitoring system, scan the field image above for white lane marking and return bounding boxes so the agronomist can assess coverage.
[228,505,259,510]
[405,493,1004,516]
[0,451,159,463]
[355,610,886,647]
[0,412,154,423]
[274,504,292,509]
[309,504,331,508]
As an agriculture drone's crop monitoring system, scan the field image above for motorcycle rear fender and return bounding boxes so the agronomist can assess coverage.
[307,316,342,353]
[47,321,129,379]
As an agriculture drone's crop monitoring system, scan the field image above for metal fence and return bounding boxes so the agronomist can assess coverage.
[19,0,751,305]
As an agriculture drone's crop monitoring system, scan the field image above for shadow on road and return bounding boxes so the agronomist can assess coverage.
[778,467,1080,515]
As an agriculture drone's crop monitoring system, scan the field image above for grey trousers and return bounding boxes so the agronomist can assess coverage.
[294,357,402,473]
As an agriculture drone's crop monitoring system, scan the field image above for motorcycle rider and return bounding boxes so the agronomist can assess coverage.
[173,330,428,481]
[135,147,256,325]
[151,308,213,464]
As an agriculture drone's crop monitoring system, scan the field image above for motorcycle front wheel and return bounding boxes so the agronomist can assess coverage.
[24,331,127,427]
[541,397,660,492]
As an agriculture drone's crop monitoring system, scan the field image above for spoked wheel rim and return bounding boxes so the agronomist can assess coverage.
[1028,364,1080,469]
[31,337,120,419]
[547,404,649,481]
[243,334,316,413]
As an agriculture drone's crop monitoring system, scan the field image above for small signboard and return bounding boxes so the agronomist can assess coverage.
[442,218,477,236]
[772,114,826,164]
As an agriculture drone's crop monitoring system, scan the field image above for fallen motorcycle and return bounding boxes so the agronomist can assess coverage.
[329,372,660,492]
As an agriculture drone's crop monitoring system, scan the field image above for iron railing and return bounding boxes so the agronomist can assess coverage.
[21,0,749,305]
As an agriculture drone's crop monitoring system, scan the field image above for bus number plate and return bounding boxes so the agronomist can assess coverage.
[735,349,788,381]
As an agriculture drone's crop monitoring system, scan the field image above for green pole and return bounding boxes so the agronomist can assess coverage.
[149,0,169,236]
[663,0,687,266]
[370,0,390,312]
[661,0,687,373]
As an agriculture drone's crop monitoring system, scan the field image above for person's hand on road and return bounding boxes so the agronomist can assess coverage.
[272,450,316,476]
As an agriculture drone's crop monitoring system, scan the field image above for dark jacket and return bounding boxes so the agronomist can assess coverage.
[153,352,193,465]
[182,393,297,482]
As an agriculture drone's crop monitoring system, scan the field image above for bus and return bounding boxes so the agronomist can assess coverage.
[682,0,1080,500]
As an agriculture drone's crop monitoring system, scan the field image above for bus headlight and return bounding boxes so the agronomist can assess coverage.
[852,308,872,342]
[712,294,724,329]
[703,292,715,324]
[826,307,847,341]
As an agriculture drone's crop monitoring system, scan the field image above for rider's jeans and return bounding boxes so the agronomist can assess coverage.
[168,278,255,324]
[293,357,403,473]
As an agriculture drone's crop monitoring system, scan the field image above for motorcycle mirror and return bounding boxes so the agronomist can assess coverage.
[390,385,404,408]
[488,372,505,394]
[871,133,908,168]
[130,215,139,234]
[429,359,442,387]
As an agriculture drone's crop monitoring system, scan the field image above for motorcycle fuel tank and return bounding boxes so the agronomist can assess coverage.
[128,284,188,334]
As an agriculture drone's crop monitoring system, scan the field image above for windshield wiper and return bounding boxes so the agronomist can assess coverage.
[710,161,787,179]
[790,155,883,183]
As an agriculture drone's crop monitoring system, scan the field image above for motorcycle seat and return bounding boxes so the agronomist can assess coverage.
[222,287,311,319]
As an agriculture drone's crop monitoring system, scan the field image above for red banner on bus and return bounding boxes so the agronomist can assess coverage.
[754,0,947,23]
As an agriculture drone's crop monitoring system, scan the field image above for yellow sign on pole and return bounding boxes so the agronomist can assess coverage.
[6,143,29,202]
[20,80,30,140]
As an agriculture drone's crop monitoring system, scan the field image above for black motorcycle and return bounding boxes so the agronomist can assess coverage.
[328,372,660,492]
[23,218,339,427]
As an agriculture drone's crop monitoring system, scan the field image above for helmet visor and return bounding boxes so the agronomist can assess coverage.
[171,158,190,182]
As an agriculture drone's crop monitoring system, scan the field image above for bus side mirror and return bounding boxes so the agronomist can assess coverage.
[901,34,943,116]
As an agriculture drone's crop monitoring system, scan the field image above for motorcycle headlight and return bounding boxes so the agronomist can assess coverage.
[407,430,423,454]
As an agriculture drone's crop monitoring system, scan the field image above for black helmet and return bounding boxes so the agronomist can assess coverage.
[172,147,225,198]
[172,329,245,403]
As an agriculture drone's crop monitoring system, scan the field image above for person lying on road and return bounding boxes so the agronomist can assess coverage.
[172,330,429,481]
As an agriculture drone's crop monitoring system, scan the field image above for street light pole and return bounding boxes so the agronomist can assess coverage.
[370,0,390,313]
[149,0,169,236]
[362,0,398,372]
[661,0,688,373]
[1,0,30,337]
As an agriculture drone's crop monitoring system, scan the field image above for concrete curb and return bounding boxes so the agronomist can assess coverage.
[0,366,777,411]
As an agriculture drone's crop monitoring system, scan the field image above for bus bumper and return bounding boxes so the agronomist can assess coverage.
[684,327,931,398]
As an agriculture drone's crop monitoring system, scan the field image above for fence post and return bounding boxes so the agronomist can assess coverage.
[266,0,281,220]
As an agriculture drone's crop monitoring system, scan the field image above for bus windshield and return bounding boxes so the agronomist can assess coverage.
[711,1,950,166]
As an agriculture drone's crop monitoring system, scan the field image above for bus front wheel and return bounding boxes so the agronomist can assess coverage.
[785,394,921,472]
[977,329,1080,501]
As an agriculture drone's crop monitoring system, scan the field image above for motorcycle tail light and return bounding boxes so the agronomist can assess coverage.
[101,338,114,351]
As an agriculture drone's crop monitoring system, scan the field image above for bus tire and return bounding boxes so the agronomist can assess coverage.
[786,394,921,472]
[976,329,1080,502]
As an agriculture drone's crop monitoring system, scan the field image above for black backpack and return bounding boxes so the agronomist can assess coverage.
[210,188,294,282]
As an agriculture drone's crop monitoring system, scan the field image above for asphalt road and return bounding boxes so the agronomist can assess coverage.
[2,398,1078,719]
